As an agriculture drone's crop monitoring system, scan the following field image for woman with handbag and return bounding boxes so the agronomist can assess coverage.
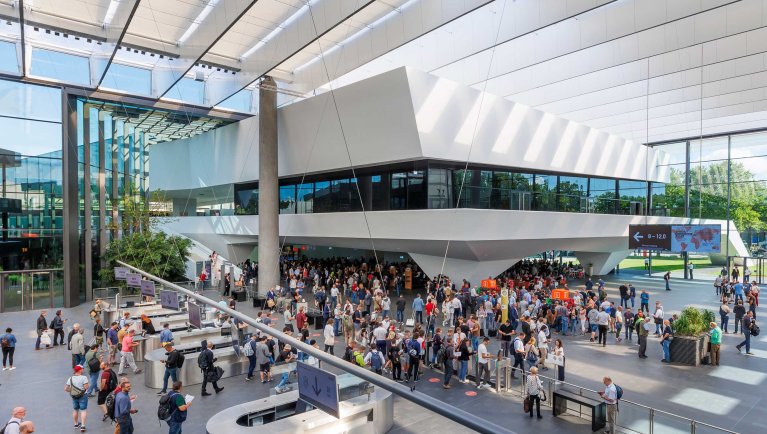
[553,339,565,381]
[525,366,544,419]
[525,337,539,371]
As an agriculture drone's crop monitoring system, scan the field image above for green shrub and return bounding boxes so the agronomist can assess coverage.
[673,307,711,336]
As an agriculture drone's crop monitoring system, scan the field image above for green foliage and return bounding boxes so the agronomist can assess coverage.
[673,307,711,337]
[702,309,716,325]
[98,231,191,285]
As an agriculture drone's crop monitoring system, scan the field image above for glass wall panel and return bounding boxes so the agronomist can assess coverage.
[619,180,647,215]
[408,171,426,209]
[314,181,331,213]
[101,63,152,96]
[297,183,313,214]
[30,48,90,85]
[166,78,205,106]
[217,89,252,113]
[0,40,18,75]
[279,185,296,214]
[690,138,729,220]
[589,178,617,214]
[452,169,473,208]
[370,175,389,211]
[533,174,556,211]
[391,173,407,210]
[559,176,588,212]
[428,168,452,209]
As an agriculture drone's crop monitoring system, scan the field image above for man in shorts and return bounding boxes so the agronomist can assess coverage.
[64,365,89,432]
[106,322,119,366]
[96,361,116,421]
[255,336,272,383]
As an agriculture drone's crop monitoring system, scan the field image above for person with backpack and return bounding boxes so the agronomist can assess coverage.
[1,406,25,434]
[1,327,17,371]
[199,340,224,396]
[243,335,258,381]
[386,342,402,381]
[64,365,89,432]
[84,345,101,397]
[598,376,620,434]
[161,381,191,434]
[364,346,385,375]
[158,342,184,395]
[97,361,117,422]
[114,379,137,433]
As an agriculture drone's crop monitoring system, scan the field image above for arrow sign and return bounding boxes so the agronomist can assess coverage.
[628,224,672,250]
[633,232,643,243]
[296,361,339,418]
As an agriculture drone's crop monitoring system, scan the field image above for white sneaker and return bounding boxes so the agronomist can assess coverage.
[2,367,6,371]
[8,367,15,371]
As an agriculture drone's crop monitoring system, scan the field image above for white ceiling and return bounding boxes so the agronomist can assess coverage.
[4,0,767,144]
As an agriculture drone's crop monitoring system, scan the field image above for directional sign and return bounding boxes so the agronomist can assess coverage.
[159,290,180,310]
[296,361,339,418]
[188,302,202,329]
[629,225,672,250]
[126,273,142,287]
[113,267,128,280]
[140,280,156,297]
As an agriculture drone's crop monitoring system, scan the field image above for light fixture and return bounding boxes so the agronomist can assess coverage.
[178,0,221,45]
[240,0,321,60]
[103,0,120,27]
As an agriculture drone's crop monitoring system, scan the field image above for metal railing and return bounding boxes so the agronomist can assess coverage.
[117,261,517,434]
[427,356,737,434]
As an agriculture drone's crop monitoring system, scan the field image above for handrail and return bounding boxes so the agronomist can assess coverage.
[117,261,517,434]
[503,367,738,434]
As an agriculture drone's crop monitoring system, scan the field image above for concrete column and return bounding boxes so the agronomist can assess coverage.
[258,76,280,297]
[62,93,80,308]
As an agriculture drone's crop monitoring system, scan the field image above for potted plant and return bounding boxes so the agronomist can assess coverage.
[668,307,715,366]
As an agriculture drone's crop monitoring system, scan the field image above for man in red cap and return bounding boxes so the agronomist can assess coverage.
[64,365,89,432]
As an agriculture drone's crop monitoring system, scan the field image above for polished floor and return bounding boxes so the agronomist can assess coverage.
[0,272,762,434]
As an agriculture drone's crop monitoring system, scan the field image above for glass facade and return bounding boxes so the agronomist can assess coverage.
[233,163,652,216]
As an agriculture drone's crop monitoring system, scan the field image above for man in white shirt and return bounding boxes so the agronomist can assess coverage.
[653,302,664,335]
[475,337,493,389]
[537,326,549,370]
[382,295,391,318]
[373,323,388,353]
[598,376,618,434]
[512,333,526,378]
[3,407,25,434]
[597,308,610,347]
[330,285,339,310]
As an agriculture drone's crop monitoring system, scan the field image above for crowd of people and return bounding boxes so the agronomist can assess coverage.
[2,256,762,434]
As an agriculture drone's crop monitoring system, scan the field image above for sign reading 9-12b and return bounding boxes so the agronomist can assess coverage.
[629,224,721,253]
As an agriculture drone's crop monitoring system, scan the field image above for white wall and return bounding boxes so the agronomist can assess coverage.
[150,67,668,193]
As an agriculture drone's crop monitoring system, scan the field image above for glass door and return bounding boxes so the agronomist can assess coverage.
[1,273,23,312]
[31,272,53,310]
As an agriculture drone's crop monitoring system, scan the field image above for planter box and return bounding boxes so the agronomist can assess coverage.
[669,334,709,366]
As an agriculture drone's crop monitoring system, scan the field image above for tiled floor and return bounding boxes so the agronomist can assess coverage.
[0,273,763,434]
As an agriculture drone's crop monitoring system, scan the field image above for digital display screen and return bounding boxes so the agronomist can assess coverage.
[160,290,180,310]
[188,302,202,329]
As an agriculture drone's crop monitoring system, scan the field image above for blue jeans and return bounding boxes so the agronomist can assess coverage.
[87,371,100,394]
[560,317,569,336]
[662,339,670,361]
[630,296,635,308]
[735,293,743,303]
[443,361,453,385]
[396,310,404,322]
[331,296,337,310]
[75,354,85,367]
[382,309,390,319]
[738,330,751,353]
[655,323,662,335]
[720,315,729,333]
[333,318,341,336]
[570,318,578,334]
[247,355,257,378]
[168,420,183,434]
[471,336,479,351]
[415,311,423,324]
[458,360,468,381]
[277,372,291,388]
[162,367,178,392]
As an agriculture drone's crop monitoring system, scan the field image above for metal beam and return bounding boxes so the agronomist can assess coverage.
[210,0,375,106]
[117,260,516,434]
[156,0,257,98]
[18,0,26,77]
[95,0,143,88]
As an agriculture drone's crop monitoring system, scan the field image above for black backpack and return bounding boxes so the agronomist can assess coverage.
[67,330,76,350]
[105,391,118,422]
[197,352,208,371]
[157,391,177,422]
[176,351,186,368]
[87,355,101,372]
[106,369,118,391]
